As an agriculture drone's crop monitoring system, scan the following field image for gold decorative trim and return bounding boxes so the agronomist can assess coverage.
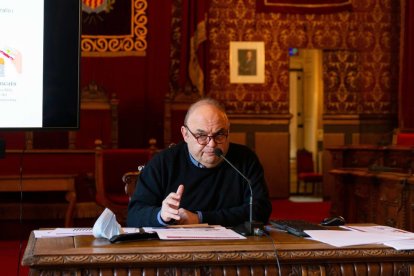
[263,0,352,8]
[81,0,147,57]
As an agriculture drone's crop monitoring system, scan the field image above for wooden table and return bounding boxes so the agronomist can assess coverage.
[22,226,414,275]
[0,174,76,227]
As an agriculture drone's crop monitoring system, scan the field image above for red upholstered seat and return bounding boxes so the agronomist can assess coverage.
[298,172,323,182]
[296,149,322,195]
[396,133,414,146]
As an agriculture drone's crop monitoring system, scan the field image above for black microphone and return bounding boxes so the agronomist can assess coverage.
[214,148,263,236]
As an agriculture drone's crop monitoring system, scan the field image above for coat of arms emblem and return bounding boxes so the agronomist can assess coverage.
[82,0,114,14]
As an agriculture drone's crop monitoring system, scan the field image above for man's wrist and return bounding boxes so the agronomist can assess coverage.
[157,210,175,226]
[196,211,203,223]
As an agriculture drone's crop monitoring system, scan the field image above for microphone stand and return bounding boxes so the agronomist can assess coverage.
[214,149,264,236]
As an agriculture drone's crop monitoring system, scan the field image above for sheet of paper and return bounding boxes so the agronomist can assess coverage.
[341,225,414,238]
[304,230,411,247]
[34,228,139,238]
[384,239,414,250]
[167,223,210,228]
[337,225,414,250]
[143,226,246,240]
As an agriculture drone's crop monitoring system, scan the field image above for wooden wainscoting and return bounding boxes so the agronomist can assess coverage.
[229,115,290,199]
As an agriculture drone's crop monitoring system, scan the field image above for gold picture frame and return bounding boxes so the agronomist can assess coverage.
[229,41,265,83]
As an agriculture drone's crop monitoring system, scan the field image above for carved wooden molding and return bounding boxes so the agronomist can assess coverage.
[27,247,414,266]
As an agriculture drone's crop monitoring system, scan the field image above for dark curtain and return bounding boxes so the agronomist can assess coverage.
[178,0,210,95]
[400,0,414,130]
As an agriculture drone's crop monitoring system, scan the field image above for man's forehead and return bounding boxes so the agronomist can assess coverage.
[188,119,227,130]
[189,105,226,121]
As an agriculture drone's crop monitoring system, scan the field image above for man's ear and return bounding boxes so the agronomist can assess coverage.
[181,126,188,141]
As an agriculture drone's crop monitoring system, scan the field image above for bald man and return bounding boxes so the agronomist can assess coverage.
[127,98,272,228]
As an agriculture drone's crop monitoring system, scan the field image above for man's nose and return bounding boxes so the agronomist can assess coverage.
[206,136,217,146]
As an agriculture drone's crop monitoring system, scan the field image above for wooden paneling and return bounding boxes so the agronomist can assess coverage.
[255,132,289,198]
[230,129,289,198]
[229,115,290,199]
[322,133,345,199]
[229,132,246,145]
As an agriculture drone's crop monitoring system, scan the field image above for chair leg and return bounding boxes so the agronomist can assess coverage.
[300,181,316,195]
[297,180,312,195]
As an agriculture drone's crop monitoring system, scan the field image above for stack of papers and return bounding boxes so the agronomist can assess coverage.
[305,225,414,250]
[33,225,246,240]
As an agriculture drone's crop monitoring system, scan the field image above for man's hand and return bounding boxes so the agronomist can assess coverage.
[160,184,184,223]
[177,209,200,225]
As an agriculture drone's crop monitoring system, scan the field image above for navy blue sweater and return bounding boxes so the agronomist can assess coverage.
[127,142,272,227]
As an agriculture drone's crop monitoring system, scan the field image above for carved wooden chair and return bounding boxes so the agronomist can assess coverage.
[296,149,322,195]
[122,142,175,200]
[123,165,144,200]
[95,139,158,225]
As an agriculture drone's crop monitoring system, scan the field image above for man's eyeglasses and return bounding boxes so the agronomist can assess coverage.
[184,125,228,145]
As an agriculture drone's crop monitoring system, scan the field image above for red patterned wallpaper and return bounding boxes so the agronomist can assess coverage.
[202,0,400,115]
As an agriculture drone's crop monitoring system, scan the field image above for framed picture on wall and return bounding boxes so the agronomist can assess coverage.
[229,41,265,83]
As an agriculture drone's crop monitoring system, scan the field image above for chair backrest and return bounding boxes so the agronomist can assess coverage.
[296,149,315,174]
[94,138,159,214]
[93,139,158,224]
[95,148,152,204]
[122,141,174,201]
[122,165,144,199]
[69,81,119,149]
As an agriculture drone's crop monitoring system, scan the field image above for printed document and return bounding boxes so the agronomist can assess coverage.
[305,225,414,249]
[144,226,246,240]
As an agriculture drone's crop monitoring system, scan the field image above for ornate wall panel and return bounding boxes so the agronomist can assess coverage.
[201,0,400,116]
[323,50,360,114]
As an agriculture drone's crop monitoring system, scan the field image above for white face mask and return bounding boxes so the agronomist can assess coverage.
[92,208,124,239]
